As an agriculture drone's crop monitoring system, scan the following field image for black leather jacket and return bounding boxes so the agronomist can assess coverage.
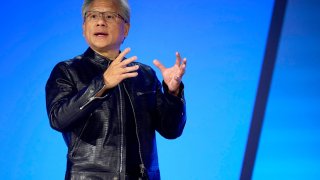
[45,48,186,180]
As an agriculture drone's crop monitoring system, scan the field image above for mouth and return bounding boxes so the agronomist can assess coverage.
[94,32,108,37]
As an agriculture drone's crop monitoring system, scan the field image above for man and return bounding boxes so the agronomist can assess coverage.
[45,0,187,179]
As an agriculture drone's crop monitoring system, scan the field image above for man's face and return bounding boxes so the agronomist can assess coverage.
[83,0,129,54]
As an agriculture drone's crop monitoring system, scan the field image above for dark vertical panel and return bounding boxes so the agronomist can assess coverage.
[240,0,287,179]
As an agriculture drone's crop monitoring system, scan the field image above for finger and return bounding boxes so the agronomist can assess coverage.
[120,56,138,67]
[176,58,187,73]
[175,52,182,66]
[180,58,187,69]
[179,63,186,73]
[122,65,139,73]
[153,59,166,72]
[182,58,187,66]
[176,59,187,78]
[179,64,186,75]
[121,72,139,79]
[114,47,131,64]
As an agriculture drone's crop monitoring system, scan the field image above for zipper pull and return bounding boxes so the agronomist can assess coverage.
[79,96,95,110]
[139,164,147,179]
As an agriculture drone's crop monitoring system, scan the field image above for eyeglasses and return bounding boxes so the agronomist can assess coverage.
[84,11,127,23]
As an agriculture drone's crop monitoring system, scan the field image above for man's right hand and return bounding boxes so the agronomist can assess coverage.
[103,47,139,90]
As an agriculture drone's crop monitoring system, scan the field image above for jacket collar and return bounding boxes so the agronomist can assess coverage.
[83,48,112,69]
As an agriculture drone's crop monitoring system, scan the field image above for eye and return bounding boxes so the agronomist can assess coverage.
[90,13,98,19]
[86,12,99,20]
[90,12,99,20]
[105,14,116,20]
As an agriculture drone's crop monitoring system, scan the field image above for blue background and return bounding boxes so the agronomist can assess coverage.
[0,0,319,179]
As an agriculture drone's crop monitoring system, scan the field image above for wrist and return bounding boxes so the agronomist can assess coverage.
[169,88,180,96]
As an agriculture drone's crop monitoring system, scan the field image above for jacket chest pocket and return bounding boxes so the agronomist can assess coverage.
[135,90,157,110]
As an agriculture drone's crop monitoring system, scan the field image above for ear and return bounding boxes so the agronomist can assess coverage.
[121,23,130,44]
[124,23,130,37]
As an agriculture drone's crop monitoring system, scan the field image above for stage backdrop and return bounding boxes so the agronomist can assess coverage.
[0,0,319,179]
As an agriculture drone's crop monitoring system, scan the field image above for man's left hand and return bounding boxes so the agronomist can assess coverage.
[153,52,187,96]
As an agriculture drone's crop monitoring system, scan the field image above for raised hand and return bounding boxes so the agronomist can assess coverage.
[103,48,139,89]
[153,52,187,96]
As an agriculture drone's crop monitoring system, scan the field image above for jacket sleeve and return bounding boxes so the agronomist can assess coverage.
[154,77,187,139]
[45,62,111,132]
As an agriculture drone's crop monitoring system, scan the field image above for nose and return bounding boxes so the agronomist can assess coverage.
[96,15,107,27]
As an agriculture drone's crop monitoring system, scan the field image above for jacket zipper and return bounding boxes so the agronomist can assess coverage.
[118,85,124,173]
[79,85,107,110]
[124,84,147,178]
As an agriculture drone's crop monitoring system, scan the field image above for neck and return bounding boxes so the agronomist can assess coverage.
[92,47,120,60]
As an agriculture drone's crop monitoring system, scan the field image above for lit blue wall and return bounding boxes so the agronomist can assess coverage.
[253,0,320,179]
[1,0,318,179]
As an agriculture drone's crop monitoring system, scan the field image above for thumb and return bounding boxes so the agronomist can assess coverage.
[153,59,166,72]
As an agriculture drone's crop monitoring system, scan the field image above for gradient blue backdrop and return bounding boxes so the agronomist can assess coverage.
[0,0,319,179]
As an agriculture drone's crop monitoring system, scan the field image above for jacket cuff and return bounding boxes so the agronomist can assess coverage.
[162,81,185,104]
